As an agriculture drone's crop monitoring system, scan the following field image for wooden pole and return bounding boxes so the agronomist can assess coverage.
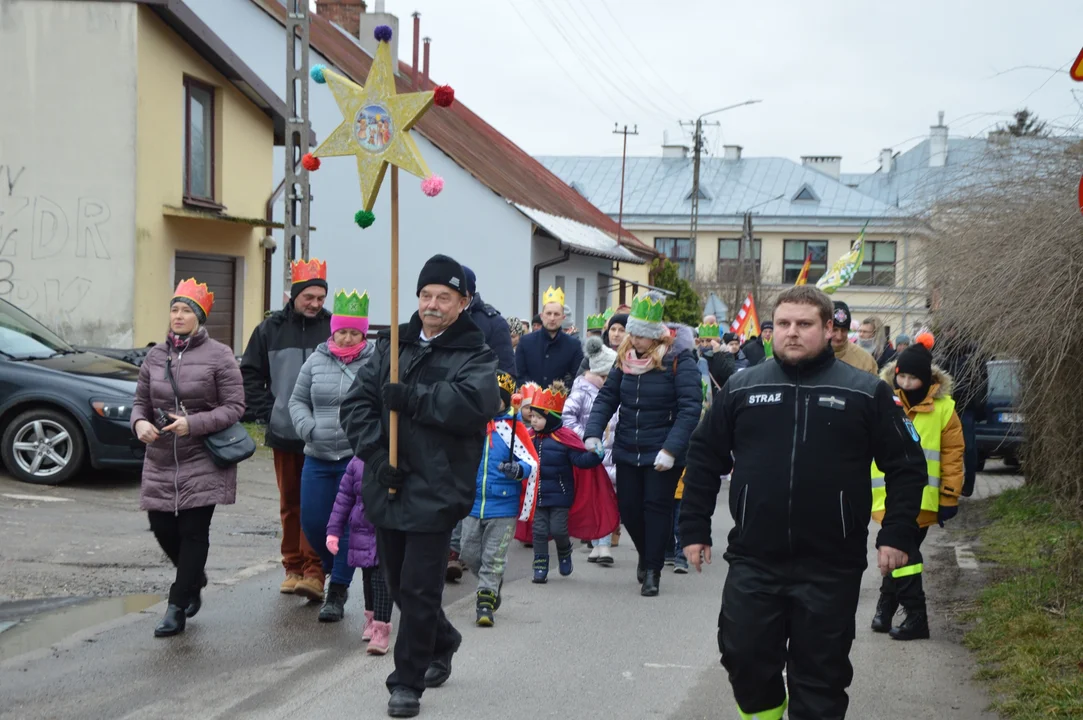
[389,166,400,476]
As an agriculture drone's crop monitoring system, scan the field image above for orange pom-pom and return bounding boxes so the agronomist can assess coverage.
[301,153,321,171]
[915,332,935,350]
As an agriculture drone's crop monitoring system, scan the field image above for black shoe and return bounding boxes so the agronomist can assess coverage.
[424,632,463,688]
[185,573,208,618]
[154,604,187,637]
[476,590,496,627]
[641,569,660,597]
[636,560,646,584]
[387,686,421,718]
[889,609,930,641]
[871,593,898,633]
[319,583,349,623]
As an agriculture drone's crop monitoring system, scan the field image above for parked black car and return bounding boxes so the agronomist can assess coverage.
[0,299,143,485]
[975,358,1023,470]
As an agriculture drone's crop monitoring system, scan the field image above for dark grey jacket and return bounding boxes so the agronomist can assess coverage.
[240,303,331,453]
[289,342,376,461]
[341,311,501,532]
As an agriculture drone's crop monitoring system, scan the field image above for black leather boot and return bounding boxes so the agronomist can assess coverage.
[318,583,349,623]
[185,573,208,618]
[890,609,930,641]
[641,569,660,597]
[154,604,187,637]
[636,559,646,584]
[871,592,898,633]
[387,686,421,718]
[424,631,462,688]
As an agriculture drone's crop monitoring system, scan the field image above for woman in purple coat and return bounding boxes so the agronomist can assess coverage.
[131,279,246,638]
[326,457,394,655]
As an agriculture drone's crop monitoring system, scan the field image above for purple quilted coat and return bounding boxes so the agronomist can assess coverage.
[131,329,245,513]
[326,457,378,569]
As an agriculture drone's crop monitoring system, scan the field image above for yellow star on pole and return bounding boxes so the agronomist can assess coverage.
[312,39,434,212]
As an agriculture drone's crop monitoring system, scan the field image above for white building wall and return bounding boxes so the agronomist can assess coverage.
[531,236,611,336]
[186,0,533,327]
[0,1,138,345]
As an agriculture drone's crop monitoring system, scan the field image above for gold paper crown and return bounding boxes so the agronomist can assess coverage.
[541,285,565,307]
[496,371,516,397]
[173,278,215,317]
[291,258,328,285]
[530,380,569,416]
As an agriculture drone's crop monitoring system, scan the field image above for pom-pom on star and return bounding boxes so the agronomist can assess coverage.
[301,153,321,171]
[421,175,444,197]
[310,64,327,84]
[374,25,393,42]
[434,85,455,107]
[354,210,376,229]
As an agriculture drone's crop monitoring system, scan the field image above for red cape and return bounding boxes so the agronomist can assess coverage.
[515,427,620,543]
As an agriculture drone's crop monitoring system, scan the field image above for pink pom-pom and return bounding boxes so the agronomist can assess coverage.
[421,175,444,197]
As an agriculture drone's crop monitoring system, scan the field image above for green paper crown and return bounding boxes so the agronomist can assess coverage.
[586,313,606,331]
[333,289,369,318]
[602,307,615,322]
[630,293,666,324]
[698,323,721,339]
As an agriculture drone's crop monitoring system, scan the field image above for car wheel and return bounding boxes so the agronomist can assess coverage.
[1,409,86,485]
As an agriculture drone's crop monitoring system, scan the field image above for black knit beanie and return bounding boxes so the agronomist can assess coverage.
[171,296,207,325]
[416,254,467,297]
[895,343,934,390]
[290,278,328,301]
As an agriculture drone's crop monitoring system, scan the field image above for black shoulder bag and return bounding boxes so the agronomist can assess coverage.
[165,356,256,468]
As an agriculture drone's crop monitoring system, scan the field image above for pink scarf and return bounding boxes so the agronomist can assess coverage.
[328,337,366,365]
[621,345,665,375]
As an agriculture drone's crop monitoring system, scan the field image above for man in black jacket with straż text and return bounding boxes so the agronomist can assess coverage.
[679,285,927,720]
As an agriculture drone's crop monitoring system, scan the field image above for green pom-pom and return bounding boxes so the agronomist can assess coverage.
[354,210,375,228]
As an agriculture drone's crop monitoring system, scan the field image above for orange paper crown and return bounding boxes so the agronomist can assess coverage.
[291,258,328,285]
[530,381,569,416]
[517,382,542,408]
[173,277,215,317]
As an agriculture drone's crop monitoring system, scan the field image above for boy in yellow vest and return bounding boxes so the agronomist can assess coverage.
[871,335,964,640]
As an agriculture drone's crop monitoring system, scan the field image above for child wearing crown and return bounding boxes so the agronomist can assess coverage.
[457,371,539,626]
[526,381,608,583]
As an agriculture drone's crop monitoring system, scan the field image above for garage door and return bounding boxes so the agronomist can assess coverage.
[174,253,236,350]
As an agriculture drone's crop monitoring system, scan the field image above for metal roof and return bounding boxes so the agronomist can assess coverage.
[538,155,906,226]
[514,204,642,263]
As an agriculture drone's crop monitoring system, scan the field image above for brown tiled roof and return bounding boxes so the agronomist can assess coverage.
[253,0,654,258]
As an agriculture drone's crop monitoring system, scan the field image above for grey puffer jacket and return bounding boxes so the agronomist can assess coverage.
[289,341,376,461]
[131,330,246,513]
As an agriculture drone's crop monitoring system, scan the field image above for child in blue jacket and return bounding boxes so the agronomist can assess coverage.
[460,371,538,627]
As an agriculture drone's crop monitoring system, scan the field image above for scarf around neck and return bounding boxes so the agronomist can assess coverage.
[328,337,366,365]
[622,344,666,376]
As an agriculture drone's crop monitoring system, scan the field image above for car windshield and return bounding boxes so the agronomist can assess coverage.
[987,361,1021,406]
[0,300,76,359]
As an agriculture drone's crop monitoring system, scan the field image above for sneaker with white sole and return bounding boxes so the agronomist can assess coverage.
[596,546,614,566]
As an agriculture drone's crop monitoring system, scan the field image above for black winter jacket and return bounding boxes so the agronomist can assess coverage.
[515,329,585,389]
[584,326,703,467]
[240,303,331,452]
[340,311,500,532]
[741,337,768,367]
[679,348,927,571]
[467,292,515,378]
[534,433,603,508]
[704,350,737,391]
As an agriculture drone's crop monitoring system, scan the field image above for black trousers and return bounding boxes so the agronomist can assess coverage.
[720,558,863,720]
[615,464,682,571]
[148,505,215,608]
[362,566,394,623]
[880,526,928,610]
[377,528,461,694]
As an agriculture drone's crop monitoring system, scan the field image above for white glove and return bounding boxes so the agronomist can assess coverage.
[585,437,604,457]
[654,450,675,472]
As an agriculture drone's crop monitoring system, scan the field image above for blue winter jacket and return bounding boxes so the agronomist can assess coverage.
[470,412,534,519]
[515,329,585,389]
[584,324,703,467]
[533,430,602,508]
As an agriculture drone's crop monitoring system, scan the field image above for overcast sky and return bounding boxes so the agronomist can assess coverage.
[338,0,1083,173]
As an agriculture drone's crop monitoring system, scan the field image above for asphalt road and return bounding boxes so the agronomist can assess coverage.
[0,479,1003,720]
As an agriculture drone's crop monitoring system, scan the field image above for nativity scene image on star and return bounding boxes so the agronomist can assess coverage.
[355,104,393,153]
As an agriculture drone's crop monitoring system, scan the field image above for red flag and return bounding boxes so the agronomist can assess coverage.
[794,253,812,286]
[730,293,761,340]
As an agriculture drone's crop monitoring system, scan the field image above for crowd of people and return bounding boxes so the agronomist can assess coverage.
[128,256,981,719]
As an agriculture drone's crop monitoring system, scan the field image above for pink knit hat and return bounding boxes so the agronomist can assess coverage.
[330,290,369,335]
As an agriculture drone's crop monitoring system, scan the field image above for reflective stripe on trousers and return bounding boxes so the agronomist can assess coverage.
[739,698,787,720]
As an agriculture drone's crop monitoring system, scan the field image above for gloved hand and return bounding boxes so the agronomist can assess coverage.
[938,505,958,527]
[585,437,604,458]
[654,450,675,472]
[369,450,407,496]
[498,461,524,480]
[381,383,417,414]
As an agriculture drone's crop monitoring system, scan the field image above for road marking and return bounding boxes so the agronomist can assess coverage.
[213,557,281,586]
[644,662,699,670]
[622,671,634,680]
[955,544,979,570]
[1,493,72,503]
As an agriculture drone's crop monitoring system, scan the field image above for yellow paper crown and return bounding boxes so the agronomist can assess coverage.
[496,371,516,397]
[542,285,565,307]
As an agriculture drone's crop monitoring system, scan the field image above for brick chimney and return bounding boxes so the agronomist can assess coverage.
[314,0,367,38]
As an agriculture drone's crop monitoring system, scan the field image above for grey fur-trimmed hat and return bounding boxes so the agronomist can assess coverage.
[626,290,668,340]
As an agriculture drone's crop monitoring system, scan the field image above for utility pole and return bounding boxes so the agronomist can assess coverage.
[612,123,638,247]
[283,0,312,300]
[733,211,757,316]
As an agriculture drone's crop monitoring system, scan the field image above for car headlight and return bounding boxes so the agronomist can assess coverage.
[92,400,133,421]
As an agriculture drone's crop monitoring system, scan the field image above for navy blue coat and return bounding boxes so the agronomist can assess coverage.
[515,329,585,389]
[584,325,703,467]
[467,293,516,378]
[533,432,602,507]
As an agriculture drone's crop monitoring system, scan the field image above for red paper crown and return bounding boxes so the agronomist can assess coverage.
[291,258,328,285]
[173,277,215,317]
[518,382,542,408]
[530,382,569,416]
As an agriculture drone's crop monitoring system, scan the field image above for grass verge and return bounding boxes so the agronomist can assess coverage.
[962,484,1083,718]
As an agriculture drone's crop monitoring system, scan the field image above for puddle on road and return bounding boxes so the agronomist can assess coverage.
[0,594,162,662]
